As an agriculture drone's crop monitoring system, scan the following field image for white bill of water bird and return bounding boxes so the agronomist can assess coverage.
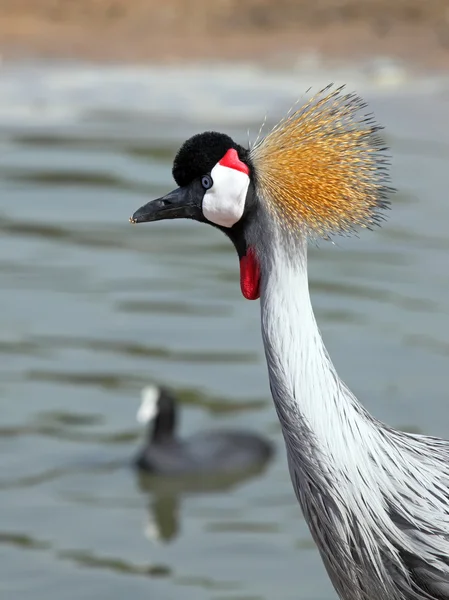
[129,85,449,600]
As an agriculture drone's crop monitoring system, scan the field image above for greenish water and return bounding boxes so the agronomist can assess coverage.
[1,63,449,600]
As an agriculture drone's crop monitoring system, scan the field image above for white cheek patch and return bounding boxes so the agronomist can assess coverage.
[202,163,250,228]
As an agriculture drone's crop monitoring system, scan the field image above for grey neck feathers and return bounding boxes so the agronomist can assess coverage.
[259,235,377,462]
[257,234,406,599]
[256,231,449,600]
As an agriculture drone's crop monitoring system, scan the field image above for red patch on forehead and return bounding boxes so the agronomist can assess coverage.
[218,148,250,175]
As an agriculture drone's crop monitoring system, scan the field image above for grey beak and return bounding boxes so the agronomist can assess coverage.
[130,182,204,224]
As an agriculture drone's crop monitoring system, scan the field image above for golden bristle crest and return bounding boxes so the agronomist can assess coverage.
[249,84,394,238]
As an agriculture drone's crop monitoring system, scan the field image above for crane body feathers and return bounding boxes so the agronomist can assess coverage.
[259,232,449,600]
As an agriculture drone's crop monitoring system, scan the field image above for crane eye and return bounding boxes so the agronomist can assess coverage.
[201,175,213,190]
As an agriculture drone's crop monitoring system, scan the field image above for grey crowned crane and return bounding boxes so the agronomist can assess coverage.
[130,85,449,600]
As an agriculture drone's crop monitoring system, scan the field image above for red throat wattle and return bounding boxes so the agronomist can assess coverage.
[239,248,260,300]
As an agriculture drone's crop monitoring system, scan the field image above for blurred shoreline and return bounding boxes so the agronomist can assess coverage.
[1,0,449,71]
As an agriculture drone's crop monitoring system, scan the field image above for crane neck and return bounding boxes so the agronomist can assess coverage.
[259,237,377,464]
[257,236,410,600]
